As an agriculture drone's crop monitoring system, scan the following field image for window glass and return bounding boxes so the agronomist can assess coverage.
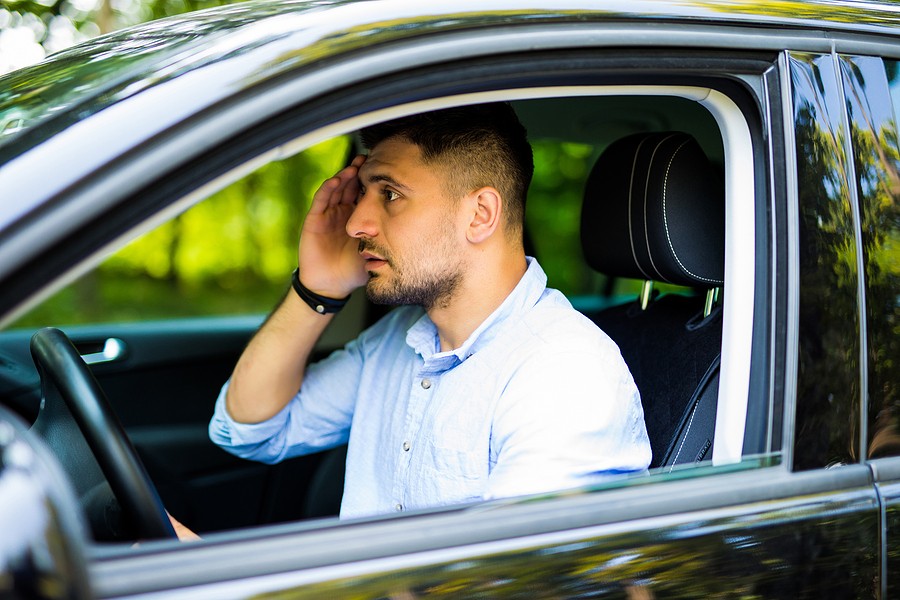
[790,53,861,470]
[862,59,900,459]
[8,137,350,328]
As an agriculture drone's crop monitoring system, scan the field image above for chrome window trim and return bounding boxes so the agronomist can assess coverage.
[761,63,780,456]
[779,51,801,470]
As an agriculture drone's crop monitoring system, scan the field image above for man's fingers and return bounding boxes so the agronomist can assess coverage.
[308,176,341,214]
[308,156,366,214]
[339,173,360,205]
[340,155,366,204]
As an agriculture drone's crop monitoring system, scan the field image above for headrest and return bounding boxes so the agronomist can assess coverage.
[581,131,725,288]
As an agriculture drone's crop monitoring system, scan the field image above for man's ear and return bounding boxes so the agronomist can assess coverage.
[465,187,502,244]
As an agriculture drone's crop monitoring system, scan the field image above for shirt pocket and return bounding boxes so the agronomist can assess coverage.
[412,441,487,505]
[426,441,484,480]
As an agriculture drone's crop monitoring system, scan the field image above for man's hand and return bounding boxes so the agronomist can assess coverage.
[225,156,369,425]
[298,154,369,298]
[167,512,201,542]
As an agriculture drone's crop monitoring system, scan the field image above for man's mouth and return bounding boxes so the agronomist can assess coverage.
[362,254,387,270]
[359,243,389,270]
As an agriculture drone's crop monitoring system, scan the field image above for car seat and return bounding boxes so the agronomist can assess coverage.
[580,131,725,470]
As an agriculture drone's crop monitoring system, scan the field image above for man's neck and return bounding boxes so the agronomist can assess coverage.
[429,252,528,352]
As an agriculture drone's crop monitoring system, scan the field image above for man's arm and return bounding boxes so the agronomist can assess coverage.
[225,154,369,424]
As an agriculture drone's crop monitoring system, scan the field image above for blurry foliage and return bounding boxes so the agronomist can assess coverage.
[2,0,659,326]
[0,0,241,74]
[526,140,600,296]
[11,136,351,327]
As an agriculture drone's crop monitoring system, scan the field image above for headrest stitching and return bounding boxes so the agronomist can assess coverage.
[662,141,721,286]
[628,138,652,281]
[643,134,680,283]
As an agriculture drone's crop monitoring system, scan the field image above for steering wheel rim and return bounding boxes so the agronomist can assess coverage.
[30,327,175,540]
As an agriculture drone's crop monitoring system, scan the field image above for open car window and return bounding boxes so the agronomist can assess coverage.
[1,82,769,546]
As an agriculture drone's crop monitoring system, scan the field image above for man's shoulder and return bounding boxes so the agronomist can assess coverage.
[527,289,611,342]
[501,290,627,372]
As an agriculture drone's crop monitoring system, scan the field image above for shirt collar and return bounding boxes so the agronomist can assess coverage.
[406,257,547,368]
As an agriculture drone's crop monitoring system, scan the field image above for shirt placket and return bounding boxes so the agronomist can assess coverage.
[391,364,440,512]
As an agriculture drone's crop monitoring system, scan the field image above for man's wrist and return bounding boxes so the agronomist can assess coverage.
[291,269,350,314]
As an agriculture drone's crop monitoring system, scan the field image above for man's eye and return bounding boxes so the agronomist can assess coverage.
[383,189,400,203]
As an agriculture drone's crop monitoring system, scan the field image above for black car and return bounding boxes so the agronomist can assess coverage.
[0,0,897,597]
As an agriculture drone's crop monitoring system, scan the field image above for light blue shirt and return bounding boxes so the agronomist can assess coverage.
[209,258,650,519]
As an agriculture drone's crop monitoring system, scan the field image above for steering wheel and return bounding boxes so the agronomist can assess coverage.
[29,327,175,541]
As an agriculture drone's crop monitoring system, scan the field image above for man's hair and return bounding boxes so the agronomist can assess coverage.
[359,103,534,236]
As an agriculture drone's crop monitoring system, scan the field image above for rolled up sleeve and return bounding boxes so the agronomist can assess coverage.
[208,335,368,464]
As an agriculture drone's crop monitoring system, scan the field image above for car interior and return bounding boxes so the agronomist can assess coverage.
[0,90,758,543]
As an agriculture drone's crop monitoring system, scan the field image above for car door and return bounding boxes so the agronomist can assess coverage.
[0,5,891,597]
[80,42,879,600]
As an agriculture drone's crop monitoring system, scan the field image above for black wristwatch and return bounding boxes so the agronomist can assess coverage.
[291,269,350,314]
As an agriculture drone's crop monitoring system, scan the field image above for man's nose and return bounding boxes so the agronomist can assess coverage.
[345,193,378,239]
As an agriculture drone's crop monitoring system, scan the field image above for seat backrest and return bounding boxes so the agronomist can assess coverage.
[660,356,719,469]
[580,131,725,469]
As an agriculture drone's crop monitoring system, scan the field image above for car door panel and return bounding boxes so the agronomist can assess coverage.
[92,465,880,599]
[0,316,338,531]
[835,53,900,596]
[875,471,900,597]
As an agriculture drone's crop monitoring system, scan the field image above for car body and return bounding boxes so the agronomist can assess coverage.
[0,0,898,597]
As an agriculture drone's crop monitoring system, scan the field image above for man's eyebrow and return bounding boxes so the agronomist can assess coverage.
[362,172,412,192]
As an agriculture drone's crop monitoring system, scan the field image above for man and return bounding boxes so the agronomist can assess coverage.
[209,103,650,520]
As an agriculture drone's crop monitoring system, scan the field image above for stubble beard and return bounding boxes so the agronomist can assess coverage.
[360,240,464,311]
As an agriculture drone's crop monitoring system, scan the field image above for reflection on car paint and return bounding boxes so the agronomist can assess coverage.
[839,55,900,462]
[253,485,879,599]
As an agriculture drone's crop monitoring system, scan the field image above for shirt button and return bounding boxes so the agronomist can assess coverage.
[395,503,403,512]
[402,441,411,452]
[421,378,432,389]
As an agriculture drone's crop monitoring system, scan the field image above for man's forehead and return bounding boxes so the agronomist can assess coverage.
[364,137,423,167]
[359,138,428,187]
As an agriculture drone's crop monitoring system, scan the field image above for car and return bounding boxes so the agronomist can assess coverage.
[0,0,898,597]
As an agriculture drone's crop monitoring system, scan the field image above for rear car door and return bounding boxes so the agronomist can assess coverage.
[845,54,900,597]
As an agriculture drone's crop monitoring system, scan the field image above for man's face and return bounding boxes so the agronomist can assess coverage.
[346,137,467,310]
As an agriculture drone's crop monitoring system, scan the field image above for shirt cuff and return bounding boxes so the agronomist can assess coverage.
[208,380,292,448]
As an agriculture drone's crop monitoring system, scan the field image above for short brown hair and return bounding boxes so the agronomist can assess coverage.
[360,103,533,236]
